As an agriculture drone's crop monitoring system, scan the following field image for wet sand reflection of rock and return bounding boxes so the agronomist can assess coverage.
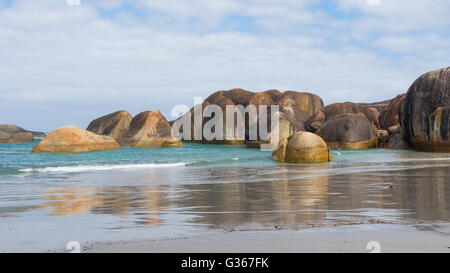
[40,186,172,226]
[40,188,103,216]
[174,164,331,228]
[37,162,450,229]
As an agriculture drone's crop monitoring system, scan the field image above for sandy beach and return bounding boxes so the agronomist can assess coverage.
[86,223,450,253]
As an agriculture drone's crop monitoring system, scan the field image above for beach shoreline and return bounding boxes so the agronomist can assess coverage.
[84,223,450,253]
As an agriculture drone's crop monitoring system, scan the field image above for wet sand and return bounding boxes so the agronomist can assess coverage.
[86,223,450,253]
[3,145,450,252]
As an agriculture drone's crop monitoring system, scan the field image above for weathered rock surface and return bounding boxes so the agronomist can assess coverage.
[386,133,411,149]
[399,67,450,151]
[388,125,401,135]
[378,130,390,147]
[278,91,324,132]
[0,124,35,143]
[120,110,182,147]
[317,113,378,149]
[305,110,326,132]
[363,107,380,128]
[272,131,332,163]
[379,94,406,130]
[323,102,361,119]
[31,126,120,153]
[357,99,392,113]
[174,88,324,146]
[324,102,382,129]
[87,110,132,141]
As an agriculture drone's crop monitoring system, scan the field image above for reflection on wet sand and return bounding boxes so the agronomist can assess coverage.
[38,162,450,230]
[40,188,103,216]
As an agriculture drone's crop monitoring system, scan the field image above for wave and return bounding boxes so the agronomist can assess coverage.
[19,162,187,173]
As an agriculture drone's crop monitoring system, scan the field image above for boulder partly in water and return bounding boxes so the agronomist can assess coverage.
[399,67,450,151]
[272,131,332,163]
[0,124,35,143]
[317,113,378,149]
[87,110,132,141]
[31,126,120,153]
[120,110,182,147]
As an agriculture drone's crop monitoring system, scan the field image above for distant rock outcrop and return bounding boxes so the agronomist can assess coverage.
[120,110,182,147]
[399,67,450,151]
[272,131,332,163]
[0,124,37,143]
[87,110,132,141]
[317,113,378,149]
[31,126,120,153]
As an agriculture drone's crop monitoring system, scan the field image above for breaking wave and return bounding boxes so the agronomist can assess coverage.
[19,162,187,173]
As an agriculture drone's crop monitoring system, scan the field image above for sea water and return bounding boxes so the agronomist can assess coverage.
[1,140,450,252]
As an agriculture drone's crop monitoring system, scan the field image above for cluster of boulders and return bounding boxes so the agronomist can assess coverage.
[0,124,45,143]
[31,110,182,153]
[23,66,450,159]
[171,88,390,152]
[173,88,325,147]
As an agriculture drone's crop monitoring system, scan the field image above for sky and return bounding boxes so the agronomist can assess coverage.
[0,0,449,132]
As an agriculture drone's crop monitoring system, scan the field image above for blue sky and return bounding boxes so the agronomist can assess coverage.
[0,0,449,132]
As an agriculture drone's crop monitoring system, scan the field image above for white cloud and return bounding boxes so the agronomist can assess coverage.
[0,0,448,132]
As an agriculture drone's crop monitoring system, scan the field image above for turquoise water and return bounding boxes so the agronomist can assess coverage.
[1,140,450,252]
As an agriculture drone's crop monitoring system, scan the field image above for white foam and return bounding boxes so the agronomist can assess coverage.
[19,162,187,173]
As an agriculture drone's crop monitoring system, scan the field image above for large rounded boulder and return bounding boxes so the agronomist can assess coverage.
[87,110,132,141]
[31,126,119,153]
[277,91,324,131]
[324,102,385,129]
[317,113,378,149]
[399,67,450,151]
[120,110,182,147]
[272,131,332,163]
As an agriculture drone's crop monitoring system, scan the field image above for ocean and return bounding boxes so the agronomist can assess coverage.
[1,140,450,252]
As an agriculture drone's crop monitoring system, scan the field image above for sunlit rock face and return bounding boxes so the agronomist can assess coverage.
[317,113,378,149]
[120,110,182,147]
[87,110,132,142]
[272,131,332,163]
[31,126,120,153]
[400,67,450,152]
